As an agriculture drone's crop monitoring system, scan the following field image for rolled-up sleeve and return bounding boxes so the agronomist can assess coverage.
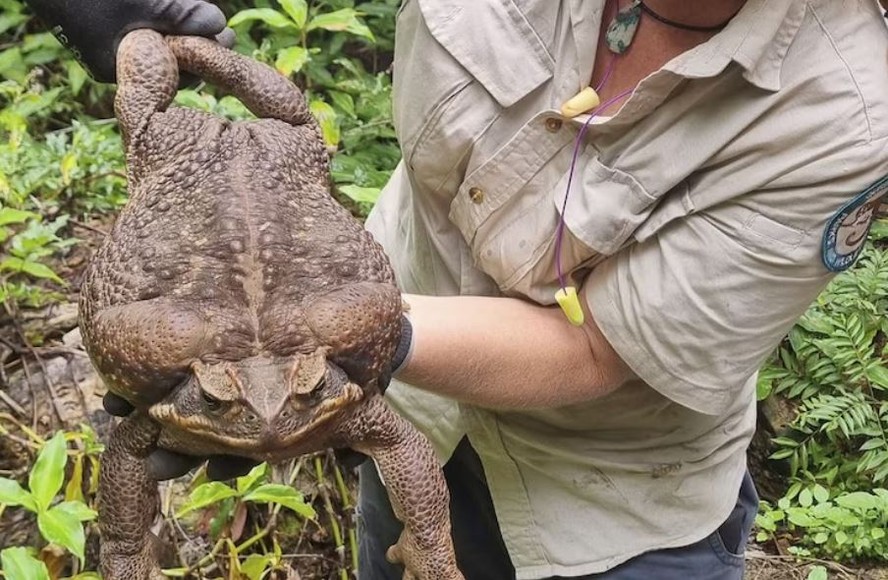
[584,167,887,415]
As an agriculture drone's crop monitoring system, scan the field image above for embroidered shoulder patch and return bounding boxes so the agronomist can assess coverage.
[822,175,888,272]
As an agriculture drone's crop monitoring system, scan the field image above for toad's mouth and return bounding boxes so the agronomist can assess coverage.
[149,381,364,460]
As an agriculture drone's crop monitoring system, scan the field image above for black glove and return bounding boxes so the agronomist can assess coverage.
[103,392,258,481]
[24,0,232,83]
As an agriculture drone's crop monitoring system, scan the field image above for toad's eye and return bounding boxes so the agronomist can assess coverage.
[201,391,227,414]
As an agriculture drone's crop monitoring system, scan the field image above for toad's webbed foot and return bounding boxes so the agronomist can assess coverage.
[341,396,464,580]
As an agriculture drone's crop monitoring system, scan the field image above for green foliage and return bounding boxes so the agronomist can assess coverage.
[227,0,402,208]
[757,221,888,561]
[757,488,888,562]
[0,432,98,568]
[0,63,125,308]
[167,463,315,578]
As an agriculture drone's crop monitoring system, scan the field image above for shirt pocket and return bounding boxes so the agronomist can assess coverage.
[450,137,663,297]
[393,0,554,193]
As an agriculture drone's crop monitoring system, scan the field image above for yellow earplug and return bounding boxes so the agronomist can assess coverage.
[560,87,601,118]
[554,286,585,326]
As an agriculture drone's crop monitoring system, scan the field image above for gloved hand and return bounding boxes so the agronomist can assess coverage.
[24,0,234,83]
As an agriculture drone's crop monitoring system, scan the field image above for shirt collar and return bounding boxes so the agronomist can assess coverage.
[662,0,808,91]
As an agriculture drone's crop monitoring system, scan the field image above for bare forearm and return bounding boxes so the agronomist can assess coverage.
[396,294,633,409]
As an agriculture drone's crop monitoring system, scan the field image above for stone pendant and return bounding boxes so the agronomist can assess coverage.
[606,0,642,54]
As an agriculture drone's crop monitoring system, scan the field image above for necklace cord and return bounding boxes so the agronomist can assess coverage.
[639,1,739,33]
[554,74,633,290]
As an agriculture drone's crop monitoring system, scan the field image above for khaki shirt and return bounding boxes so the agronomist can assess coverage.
[365,0,888,577]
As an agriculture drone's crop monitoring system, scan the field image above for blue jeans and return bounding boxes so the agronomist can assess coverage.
[357,437,758,580]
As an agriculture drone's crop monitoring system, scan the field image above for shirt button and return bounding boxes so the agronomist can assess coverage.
[545,118,563,132]
[468,187,485,204]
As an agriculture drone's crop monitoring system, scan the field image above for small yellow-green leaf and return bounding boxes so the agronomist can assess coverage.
[806,565,828,580]
[65,60,88,96]
[64,455,84,503]
[309,100,340,148]
[229,8,298,30]
[278,0,308,28]
[339,184,381,205]
[60,152,78,185]
[176,481,239,518]
[243,484,316,519]
[241,553,276,580]
[307,9,375,41]
[275,46,309,76]
[30,431,68,512]
[236,462,268,495]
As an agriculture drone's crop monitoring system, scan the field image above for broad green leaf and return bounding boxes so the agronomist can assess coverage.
[275,46,309,76]
[176,481,239,517]
[835,491,879,512]
[236,462,268,495]
[872,528,886,539]
[0,477,36,511]
[38,506,86,562]
[21,260,64,283]
[339,184,381,204]
[240,553,276,580]
[229,8,298,30]
[54,500,97,522]
[806,565,828,580]
[834,530,849,545]
[786,508,816,527]
[309,100,340,148]
[243,484,316,519]
[30,431,68,512]
[0,208,37,227]
[307,9,375,41]
[279,0,308,28]
[0,547,50,580]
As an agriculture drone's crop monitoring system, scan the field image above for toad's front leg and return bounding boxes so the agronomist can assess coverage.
[99,412,164,580]
[342,396,463,580]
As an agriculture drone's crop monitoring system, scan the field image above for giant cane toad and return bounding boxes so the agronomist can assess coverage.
[79,29,462,580]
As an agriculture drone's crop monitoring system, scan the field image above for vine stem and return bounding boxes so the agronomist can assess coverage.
[315,455,348,580]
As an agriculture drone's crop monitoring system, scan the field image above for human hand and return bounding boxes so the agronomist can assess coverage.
[25,0,234,83]
[102,392,259,481]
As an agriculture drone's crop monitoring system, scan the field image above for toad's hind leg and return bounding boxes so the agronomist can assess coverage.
[341,396,463,580]
[99,413,164,580]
